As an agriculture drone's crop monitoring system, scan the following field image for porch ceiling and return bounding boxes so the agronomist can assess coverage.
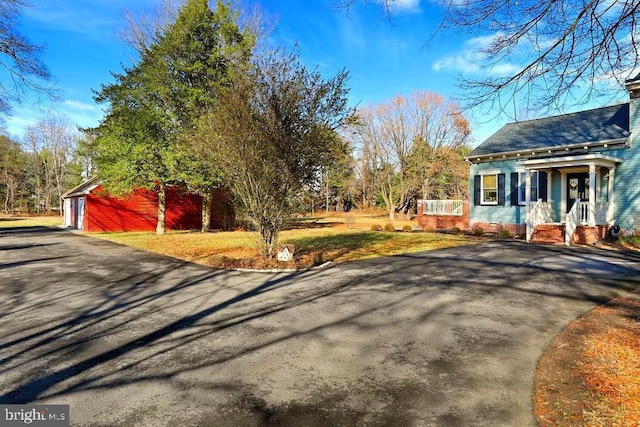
[521,153,622,170]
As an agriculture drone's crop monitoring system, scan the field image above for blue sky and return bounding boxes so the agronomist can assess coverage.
[0,0,623,146]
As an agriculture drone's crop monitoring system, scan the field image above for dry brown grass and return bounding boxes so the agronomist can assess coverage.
[93,213,471,269]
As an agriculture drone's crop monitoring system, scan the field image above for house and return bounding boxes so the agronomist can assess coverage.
[465,73,640,245]
[62,178,234,232]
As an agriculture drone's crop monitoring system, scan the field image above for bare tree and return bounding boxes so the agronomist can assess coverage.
[24,113,78,214]
[118,0,184,56]
[119,0,272,56]
[201,49,353,257]
[0,132,25,212]
[0,0,55,113]
[341,0,640,114]
[352,91,470,220]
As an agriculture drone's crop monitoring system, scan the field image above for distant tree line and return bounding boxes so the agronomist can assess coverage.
[0,113,90,214]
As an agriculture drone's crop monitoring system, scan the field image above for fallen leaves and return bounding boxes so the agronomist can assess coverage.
[535,293,640,426]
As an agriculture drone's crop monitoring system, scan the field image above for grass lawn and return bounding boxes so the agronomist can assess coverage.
[0,215,63,228]
[92,213,476,269]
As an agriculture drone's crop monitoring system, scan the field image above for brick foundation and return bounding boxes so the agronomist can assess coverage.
[572,225,609,245]
[469,222,526,236]
[418,201,469,230]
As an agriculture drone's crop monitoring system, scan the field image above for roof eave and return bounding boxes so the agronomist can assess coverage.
[62,177,101,198]
[466,137,629,163]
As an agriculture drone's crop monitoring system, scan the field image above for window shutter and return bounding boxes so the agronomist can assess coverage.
[473,175,481,206]
[510,172,519,205]
[539,171,548,202]
[497,173,505,206]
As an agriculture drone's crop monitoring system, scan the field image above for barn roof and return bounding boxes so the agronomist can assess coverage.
[62,177,101,198]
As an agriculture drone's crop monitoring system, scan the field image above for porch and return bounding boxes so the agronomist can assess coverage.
[523,153,622,245]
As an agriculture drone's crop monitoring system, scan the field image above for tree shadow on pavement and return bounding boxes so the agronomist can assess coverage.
[1,229,640,426]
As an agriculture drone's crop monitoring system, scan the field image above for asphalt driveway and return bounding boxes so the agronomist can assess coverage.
[1,227,639,426]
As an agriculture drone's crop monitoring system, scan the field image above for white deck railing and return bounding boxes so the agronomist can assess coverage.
[419,200,463,216]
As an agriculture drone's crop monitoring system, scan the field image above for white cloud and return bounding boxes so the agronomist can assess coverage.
[376,0,421,14]
[2,99,104,138]
[63,100,99,112]
[432,33,521,76]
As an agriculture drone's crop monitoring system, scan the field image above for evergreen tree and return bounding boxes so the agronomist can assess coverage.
[93,0,252,234]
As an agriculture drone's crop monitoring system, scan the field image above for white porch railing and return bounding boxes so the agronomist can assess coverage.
[578,202,589,224]
[419,200,463,216]
[526,200,553,242]
[565,199,581,245]
[574,201,610,226]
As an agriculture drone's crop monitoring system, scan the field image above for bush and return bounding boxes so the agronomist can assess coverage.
[384,223,396,232]
[450,226,461,235]
[497,229,513,239]
[473,226,484,236]
[402,225,412,232]
[311,251,324,266]
[371,223,383,231]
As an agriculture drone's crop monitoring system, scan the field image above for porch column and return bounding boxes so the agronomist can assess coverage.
[607,167,615,224]
[525,170,532,220]
[560,171,566,217]
[588,164,596,226]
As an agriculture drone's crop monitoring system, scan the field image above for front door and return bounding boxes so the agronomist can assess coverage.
[77,197,85,230]
[567,173,589,212]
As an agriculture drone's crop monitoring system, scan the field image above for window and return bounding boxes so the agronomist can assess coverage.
[481,174,498,204]
[518,171,538,204]
[474,172,505,206]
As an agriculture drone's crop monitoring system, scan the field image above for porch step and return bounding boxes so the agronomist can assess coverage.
[531,224,565,245]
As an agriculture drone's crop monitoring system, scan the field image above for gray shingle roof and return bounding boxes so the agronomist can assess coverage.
[469,103,629,157]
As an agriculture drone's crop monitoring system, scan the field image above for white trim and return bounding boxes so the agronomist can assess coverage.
[607,167,615,223]
[480,173,499,205]
[478,169,501,175]
[518,171,539,205]
[588,165,596,226]
[560,171,567,215]
[467,138,628,163]
[522,153,623,169]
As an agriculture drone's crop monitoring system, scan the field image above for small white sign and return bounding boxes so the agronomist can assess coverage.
[277,244,295,262]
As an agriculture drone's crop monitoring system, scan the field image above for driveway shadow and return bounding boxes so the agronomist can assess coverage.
[1,229,639,426]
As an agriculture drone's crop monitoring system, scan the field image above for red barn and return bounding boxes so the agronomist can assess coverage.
[62,178,234,232]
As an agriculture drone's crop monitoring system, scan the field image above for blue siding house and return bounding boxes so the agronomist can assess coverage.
[467,73,640,244]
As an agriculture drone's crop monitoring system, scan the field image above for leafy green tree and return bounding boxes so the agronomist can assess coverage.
[201,49,353,257]
[93,0,252,234]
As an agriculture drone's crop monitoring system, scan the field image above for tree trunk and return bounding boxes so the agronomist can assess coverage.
[388,206,395,221]
[156,182,166,235]
[201,188,213,233]
[259,223,278,258]
[325,178,330,215]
